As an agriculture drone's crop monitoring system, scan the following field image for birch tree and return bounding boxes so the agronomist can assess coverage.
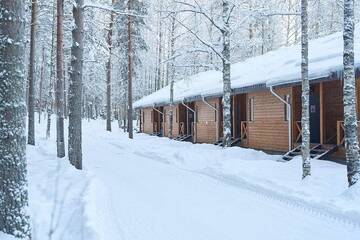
[343,0,360,187]
[68,0,84,170]
[27,0,37,146]
[106,0,115,132]
[0,0,31,238]
[56,0,66,158]
[301,0,310,179]
[175,0,234,147]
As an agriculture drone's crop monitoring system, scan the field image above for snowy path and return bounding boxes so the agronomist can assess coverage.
[82,122,360,240]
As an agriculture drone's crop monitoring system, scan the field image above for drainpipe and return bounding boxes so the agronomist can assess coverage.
[181,99,196,142]
[270,86,292,152]
[202,96,219,141]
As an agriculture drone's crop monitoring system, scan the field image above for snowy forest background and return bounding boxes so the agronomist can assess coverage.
[2,0,360,239]
[28,0,360,122]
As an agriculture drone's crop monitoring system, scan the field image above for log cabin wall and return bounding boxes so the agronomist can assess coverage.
[143,107,154,134]
[194,98,220,143]
[247,87,292,152]
[323,80,344,144]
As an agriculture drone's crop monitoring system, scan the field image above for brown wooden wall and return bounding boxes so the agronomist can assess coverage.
[247,87,291,152]
[195,98,220,143]
[142,107,154,134]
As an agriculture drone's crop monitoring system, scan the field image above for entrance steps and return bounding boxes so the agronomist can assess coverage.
[174,134,192,142]
[214,137,241,147]
[282,144,338,161]
[150,132,162,137]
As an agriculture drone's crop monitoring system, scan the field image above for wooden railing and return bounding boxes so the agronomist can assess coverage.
[337,121,345,146]
[153,122,158,133]
[179,122,185,135]
[241,121,248,140]
[294,121,302,143]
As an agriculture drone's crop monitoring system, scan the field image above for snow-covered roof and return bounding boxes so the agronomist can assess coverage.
[134,27,360,109]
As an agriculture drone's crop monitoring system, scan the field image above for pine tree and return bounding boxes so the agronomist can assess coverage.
[114,0,148,138]
[301,0,311,179]
[106,0,115,132]
[68,0,84,169]
[0,1,31,238]
[27,0,37,145]
[343,0,360,186]
[56,0,65,158]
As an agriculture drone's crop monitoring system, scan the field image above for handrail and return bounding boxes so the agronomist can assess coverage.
[241,121,248,140]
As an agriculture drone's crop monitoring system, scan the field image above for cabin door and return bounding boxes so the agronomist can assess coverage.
[310,92,321,143]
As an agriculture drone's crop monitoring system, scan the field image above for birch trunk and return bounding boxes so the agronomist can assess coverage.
[128,0,134,139]
[106,5,114,132]
[343,0,360,186]
[68,0,84,170]
[27,0,37,145]
[301,0,311,179]
[0,1,31,238]
[222,0,232,147]
[56,0,65,158]
[168,12,176,139]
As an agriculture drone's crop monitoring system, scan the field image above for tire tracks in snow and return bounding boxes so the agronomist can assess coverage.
[131,146,360,230]
[103,136,360,230]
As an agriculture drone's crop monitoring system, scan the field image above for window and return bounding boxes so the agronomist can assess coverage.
[214,103,217,122]
[176,107,179,123]
[248,98,254,122]
[284,94,291,121]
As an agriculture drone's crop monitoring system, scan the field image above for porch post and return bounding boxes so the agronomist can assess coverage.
[232,95,236,138]
[320,82,325,144]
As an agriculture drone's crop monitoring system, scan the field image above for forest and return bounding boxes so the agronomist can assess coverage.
[1,0,360,240]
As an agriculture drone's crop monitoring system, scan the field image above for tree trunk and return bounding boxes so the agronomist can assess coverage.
[155,0,163,90]
[343,0,360,186]
[46,3,56,139]
[56,0,65,158]
[106,4,114,132]
[0,1,31,238]
[168,12,176,139]
[27,0,37,145]
[221,0,232,148]
[68,0,84,170]
[38,47,45,124]
[301,0,311,179]
[128,0,134,139]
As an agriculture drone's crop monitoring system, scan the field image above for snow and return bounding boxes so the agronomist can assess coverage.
[10,118,360,239]
[0,233,18,240]
[134,26,360,108]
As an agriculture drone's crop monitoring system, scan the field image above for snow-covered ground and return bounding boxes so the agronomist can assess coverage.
[8,118,360,240]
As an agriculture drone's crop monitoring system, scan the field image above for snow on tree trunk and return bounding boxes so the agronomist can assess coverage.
[301,0,311,179]
[27,0,37,146]
[68,0,84,170]
[46,1,57,139]
[56,0,65,158]
[106,7,114,132]
[222,0,232,148]
[343,0,360,186]
[0,1,31,238]
[38,47,45,124]
[127,0,134,139]
[168,12,176,139]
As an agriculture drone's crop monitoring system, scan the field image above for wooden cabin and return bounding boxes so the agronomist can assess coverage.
[134,28,360,160]
[138,76,359,160]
